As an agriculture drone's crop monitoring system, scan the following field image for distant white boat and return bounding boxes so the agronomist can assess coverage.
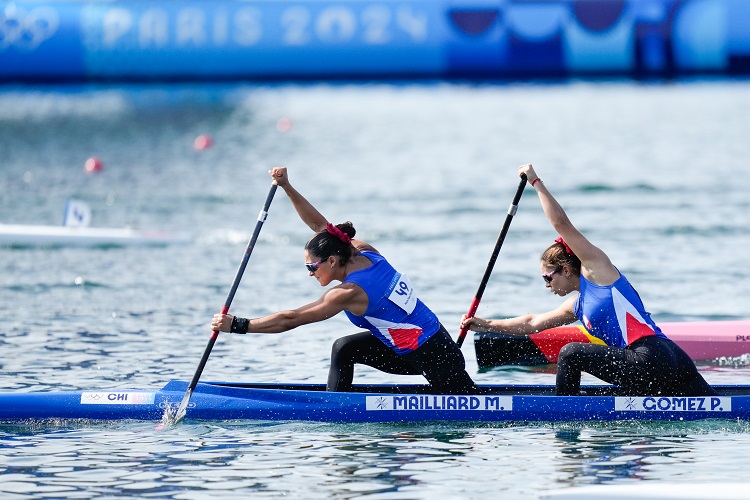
[0,198,190,247]
[0,223,190,247]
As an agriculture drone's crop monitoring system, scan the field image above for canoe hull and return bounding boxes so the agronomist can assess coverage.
[2,381,749,423]
[475,320,750,369]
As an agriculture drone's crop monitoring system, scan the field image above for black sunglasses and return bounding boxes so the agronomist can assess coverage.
[305,259,325,273]
[542,267,562,284]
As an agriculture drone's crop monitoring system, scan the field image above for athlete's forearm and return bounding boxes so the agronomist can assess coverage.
[484,315,541,335]
[533,180,574,236]
[246,310,304,333]
[280,182,328,232]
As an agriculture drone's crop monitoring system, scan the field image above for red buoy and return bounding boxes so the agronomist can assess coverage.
[194,134,213,151]
[276,117,293,133]
[84,157,103,173]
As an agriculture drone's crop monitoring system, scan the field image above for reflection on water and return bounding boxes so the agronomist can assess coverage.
[554,428,661,483]
[3,420,750,498]
[550,421,750,490]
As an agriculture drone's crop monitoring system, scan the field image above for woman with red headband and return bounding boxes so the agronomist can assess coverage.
[460,164,715,397]
[212,167,477,394]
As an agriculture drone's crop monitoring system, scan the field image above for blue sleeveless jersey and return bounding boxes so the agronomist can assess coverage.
[574,270,668,348]
[344,251,440,355]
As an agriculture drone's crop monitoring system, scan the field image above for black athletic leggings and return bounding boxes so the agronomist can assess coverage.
[327,325,478,394]
[556,335,718,396]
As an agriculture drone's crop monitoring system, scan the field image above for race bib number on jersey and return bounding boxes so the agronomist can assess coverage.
[387,273,417,314]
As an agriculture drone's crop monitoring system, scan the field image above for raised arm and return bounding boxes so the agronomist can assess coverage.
[270,166,378,253]
[519,164,619,285]
[270,166,328,232]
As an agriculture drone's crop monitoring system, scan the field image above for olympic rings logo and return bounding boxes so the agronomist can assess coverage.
[0,4,59,51]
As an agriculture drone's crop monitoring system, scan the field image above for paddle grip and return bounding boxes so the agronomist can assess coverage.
[457,297,481,347]
[209,305,231,336]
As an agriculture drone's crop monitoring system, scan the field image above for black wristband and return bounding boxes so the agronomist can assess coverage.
[230,316,249,334]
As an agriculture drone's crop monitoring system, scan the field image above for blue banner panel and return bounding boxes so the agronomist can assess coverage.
[0,0,748,81]
[76,1,446,78]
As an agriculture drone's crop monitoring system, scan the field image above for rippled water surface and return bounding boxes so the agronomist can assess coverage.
[1,79,750,498]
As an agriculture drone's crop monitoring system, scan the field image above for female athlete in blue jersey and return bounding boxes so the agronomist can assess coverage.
[212,167,476,394]
[461,164,715,397]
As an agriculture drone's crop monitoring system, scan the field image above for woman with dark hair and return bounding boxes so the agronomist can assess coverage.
[460,164,715,397]
[212,167,477,394]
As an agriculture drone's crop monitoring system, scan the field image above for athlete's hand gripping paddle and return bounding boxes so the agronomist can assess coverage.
[171,182,278,424]
[457,174,527,347]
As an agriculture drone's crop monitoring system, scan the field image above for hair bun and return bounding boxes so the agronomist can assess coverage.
[554,236,574,255]
[326,222,353,244]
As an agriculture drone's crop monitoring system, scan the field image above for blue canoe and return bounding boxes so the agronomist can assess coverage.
[1,381,749,423]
